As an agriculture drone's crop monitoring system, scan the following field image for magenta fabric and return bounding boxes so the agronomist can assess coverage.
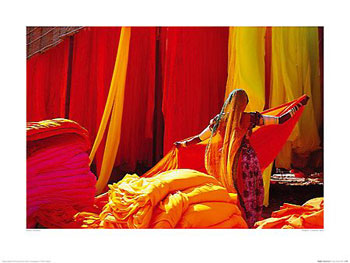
[27,141,96,228]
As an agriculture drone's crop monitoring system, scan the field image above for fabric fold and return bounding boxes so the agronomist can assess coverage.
[74,169,248,229]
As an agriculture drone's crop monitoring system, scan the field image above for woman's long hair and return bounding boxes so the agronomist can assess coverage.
[205,89,250,192]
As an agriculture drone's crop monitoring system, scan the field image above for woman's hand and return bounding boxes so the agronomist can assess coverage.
[209,116,217,126]
[174,140,187,148]
[301,95,310,106]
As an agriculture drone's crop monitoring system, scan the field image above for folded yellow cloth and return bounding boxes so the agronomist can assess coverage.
[150,183,233,228]
[74,169,248,229]
[177,201,243,228]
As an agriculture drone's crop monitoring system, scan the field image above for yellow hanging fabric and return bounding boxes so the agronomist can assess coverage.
[270,27,320,169]
[225,27,272,206]
[89,27,131,195]
[225,27,266,112]
[307,29,322,129]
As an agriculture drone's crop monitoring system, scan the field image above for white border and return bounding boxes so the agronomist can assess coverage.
[1,0,349,262]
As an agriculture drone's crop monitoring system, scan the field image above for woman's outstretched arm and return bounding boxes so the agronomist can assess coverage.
[259,96,309,126]
[174,114,219,148]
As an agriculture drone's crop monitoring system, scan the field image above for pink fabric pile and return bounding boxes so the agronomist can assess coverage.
[27,119,96,228]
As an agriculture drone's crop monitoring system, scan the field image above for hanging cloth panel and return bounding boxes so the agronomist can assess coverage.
[161,27,229,155]
[68,27,121,174]
[270,27,320,169]
[27,39,70,122]
[225,27,266,112]
[307,28,322,129]
[89,27,131,195]
[115,27,156,171]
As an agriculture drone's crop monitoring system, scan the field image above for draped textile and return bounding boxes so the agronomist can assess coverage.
[161,27,229,155]
[27,39,69,122]
[115,27,156,171]
[27,119,96,228]
[143,95,306,180]
[69,27,157,178]
[225,27,273,205]
[74,169,247,229]
[262,27,273,206]
[307,28,322,129]
[254,197,324,229]
[225,27,266,112]
[318,27,324,134]
[68,27,121,174]
[88,27,131,195]
[270,27,321,168]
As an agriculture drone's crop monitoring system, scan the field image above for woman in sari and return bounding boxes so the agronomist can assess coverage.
[175,89,309,227]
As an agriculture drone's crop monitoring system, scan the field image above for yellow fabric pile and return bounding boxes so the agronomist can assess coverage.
[254,197,324,229]
[74,169,248,229]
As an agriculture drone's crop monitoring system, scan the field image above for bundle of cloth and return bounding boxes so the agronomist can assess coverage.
[74,169,247,229]
[254,197,324,229]
[27,119,97,228]
[73,95,314,229]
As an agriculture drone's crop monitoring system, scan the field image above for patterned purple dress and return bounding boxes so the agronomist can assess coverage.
[235,112,264,228]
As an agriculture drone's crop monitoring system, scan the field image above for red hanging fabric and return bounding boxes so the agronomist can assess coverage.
[264,27,272,110]
[249,96,306,170]
[161,27,229,155]
[68,27,121,173]
[69,27,157,176]
[143,95,306,178]
[115,27,157,172]
[27,39,70,122]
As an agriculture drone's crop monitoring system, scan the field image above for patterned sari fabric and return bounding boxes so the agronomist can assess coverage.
[237,139,264,227]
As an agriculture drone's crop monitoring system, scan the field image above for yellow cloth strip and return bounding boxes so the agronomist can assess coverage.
[88,27,131,195]
[225,27,272,205]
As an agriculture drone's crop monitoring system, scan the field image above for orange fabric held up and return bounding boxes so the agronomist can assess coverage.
[254,197,324,229]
